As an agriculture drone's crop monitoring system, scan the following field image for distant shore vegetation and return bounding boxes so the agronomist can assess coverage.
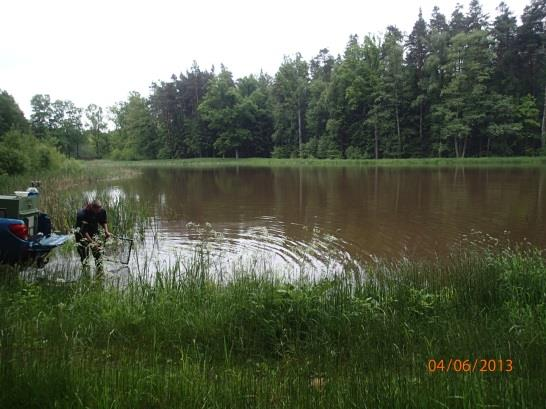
[1,0,546,176]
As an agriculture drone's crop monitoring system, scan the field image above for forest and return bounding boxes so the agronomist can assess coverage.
[1,0,545,172]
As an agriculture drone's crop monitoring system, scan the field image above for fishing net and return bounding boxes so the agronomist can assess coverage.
[102,236,133,265]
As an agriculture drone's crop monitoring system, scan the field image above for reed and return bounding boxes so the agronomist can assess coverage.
[1,244,545,408]
[0,163,147,236]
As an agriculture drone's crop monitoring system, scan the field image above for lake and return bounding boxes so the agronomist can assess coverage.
[83,165,546,278]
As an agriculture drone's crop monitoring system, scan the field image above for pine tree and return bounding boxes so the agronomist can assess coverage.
[492,2,519,94]
[406,9,429,155]
[466,0,489,31]
[427,6,451,156]
[381,26,405,156]
[272,54,309,157]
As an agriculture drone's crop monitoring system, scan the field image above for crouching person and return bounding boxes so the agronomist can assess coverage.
[75,199,111,278]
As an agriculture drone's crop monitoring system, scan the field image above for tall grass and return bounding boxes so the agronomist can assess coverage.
[1,244,545,408]
[0,163,147,236]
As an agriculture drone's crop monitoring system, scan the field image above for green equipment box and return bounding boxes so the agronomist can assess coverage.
[0,195,40,235]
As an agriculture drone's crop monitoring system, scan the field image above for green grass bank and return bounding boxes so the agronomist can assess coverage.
[1,245,545,408]
[95,156,546,169]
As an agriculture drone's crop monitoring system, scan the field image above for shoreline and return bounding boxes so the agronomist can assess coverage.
[90,156,546,169]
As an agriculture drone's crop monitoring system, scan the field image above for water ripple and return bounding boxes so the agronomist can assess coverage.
[133,217,362,278]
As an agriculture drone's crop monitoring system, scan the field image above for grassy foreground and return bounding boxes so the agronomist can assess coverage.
[1,245,545,408]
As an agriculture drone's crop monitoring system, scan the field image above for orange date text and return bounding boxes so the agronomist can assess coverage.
[427,358,513,373]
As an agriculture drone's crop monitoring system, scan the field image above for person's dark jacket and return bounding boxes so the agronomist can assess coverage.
[75,208,107,241]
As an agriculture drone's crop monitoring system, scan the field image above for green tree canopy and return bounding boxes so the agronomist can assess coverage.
[0,90,28,136]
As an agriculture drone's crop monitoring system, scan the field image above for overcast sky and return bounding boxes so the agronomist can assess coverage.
[1,0,530,119]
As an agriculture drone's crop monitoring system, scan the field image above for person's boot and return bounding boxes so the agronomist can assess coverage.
[80,251,91,278]
[95,257,104,280]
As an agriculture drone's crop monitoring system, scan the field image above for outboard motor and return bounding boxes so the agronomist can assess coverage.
[37,213,52,236]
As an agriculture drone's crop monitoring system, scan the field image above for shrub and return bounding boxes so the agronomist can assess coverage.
[157,147,171,159]
[317,136,342,159]
[345,146,369,159]
[109,147,141,161]
[271,145,292,158]
[301,138,318,158]
[0,144,28,175]
[31,144,65,170]
[0,130,67,175]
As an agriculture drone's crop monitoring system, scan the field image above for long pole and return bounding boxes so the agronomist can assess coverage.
[541,85,546,150]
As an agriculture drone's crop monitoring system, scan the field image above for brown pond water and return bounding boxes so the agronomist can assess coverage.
[84,165,546,277]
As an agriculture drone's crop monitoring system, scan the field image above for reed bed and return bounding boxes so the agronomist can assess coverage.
[1,243,545,408]
[0,162,147,236]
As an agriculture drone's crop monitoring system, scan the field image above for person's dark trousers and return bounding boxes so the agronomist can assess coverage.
[76,238,104,277]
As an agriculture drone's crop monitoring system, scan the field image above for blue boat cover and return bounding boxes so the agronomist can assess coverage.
[30,234,70,251]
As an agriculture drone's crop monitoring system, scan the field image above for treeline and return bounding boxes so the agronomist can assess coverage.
[0,92,66,175]
[2,0,545,166]
[129,0,546,159]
